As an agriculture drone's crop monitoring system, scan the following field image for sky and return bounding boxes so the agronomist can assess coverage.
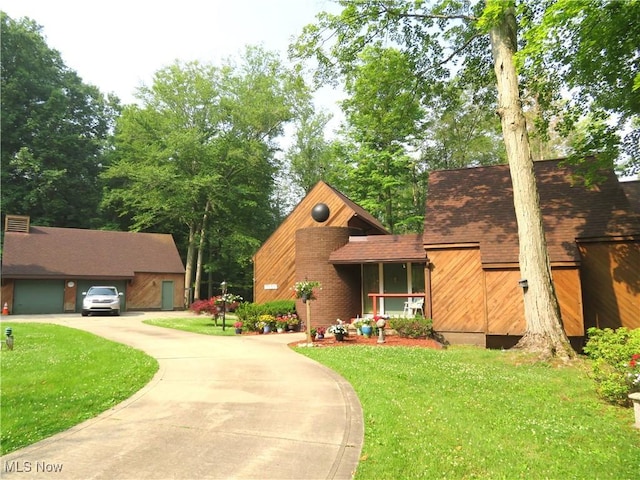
[2,0,343,119]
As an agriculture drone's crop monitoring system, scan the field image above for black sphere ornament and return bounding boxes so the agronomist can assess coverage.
[311,203,330,223]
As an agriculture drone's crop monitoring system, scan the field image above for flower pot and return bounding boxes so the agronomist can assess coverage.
[235,328,242,334]
[263,325,271,334]
[277,327,285,333]
[361,325,373,338]
[335,332,345,341]
[316,333,324,340]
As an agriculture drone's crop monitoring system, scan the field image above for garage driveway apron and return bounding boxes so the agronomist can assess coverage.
[0,313,363,479]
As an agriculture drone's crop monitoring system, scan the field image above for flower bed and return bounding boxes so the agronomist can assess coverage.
[290,334,444,349]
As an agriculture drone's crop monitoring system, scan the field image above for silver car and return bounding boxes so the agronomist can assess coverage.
[81,286,123,316]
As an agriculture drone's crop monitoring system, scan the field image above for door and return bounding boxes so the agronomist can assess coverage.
[383,263,408,315]
[13,280,65,314]
[161,281,174,311]
[362,264,379,314]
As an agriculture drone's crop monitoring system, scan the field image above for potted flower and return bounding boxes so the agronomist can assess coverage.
[328,322,348,341]
[314,326,326,340]
[233,321,243,334]
[216,293,243,312]
[275,316,288,333]
[286,313,300,331]
[360,318,373,337]
[258,314,275,333]
[293,280,321,303]
[352,318,364,335]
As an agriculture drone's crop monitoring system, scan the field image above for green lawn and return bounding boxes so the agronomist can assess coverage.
[143,314,240,336]
[0,323,158,455]
[2,321,638,479]
[295,345,640,479]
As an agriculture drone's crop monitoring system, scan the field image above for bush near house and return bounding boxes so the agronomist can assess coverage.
[387,316,433,339]
[583,327,640,406]
[190,295,242,316]
[235,300,296,332]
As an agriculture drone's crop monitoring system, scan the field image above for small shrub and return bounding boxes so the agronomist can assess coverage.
[189,298,220,316]
[189,295,241,316]
[583,327,640,406]
[235,300,296,332]
[388,316,433,339]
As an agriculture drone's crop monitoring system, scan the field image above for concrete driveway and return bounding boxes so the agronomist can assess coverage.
[0,313,363,479]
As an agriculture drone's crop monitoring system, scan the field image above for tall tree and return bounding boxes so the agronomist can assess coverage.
[290,0,639,358]
[1,13,118,228]
[339,45,426,233]
[286,108,335,194]
[420,82,506,170]
[519,0,639,176]
[102,48,310,304]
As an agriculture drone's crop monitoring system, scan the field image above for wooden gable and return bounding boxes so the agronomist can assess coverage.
[253,181,387,303]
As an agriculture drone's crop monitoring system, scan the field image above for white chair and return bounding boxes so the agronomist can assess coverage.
[410,298,424,316]
[403,299,413,317]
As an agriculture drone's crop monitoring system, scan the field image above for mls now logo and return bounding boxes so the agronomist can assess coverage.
[4,460,63,473]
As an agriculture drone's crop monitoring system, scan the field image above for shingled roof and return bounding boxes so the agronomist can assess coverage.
[329,234,425,264]
[423,159,640,265]
[621,180,640,214]
[2,226,185,279]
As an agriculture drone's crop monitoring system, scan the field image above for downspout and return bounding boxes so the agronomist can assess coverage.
[425,257,433,319]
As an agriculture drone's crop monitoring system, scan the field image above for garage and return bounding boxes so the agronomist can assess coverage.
[13,279,65,314]
[2,218,185,314]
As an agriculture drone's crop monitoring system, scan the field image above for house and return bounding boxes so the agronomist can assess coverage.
[253,181,388,324]
[252,160,639,347]
[1,215,186,314]
[423,160,640,347]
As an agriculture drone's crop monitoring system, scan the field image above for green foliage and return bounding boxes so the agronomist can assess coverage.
[387,316,433,338]
[292,2,507,234]
[235,300,296,331]
[583,327,640,405]
[519,0,640,176]
[1,13,118,227]
[296,346,640,479]
[0,323,157,455]
[285,109,335,195]
[102,46,315,297]
[421,82,506,170]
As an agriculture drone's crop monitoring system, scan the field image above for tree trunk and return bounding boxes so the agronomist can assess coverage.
[489,6,575,360]
[184,223,196,308]
[193,202,211,301]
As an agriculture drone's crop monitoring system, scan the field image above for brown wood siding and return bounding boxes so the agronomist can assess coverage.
[553,268,584,336]
[484,267,583,336]
[127,273,185,310]
[579,240,640,330]
[254,183,365,304]
[485,269,525,335]
[428,247,484,332]
[1,280,15,313]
